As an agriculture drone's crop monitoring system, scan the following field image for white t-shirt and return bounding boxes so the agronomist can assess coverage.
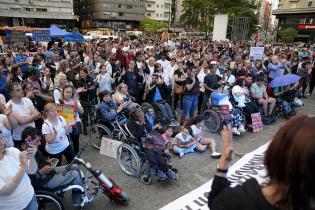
[190,125,202,142]
[0,114,13,147]
[197,69,207,92]
[6,98,35,141]
[0,147,34,210]
[175,132,193,144]
[53,88,62,103]
[232,86,247,108]
[157,59,170,70]
[42,116,70,154]
[223,74,236,90]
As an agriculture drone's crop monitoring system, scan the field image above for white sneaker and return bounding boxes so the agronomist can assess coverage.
[232,127,240,136]
[210,152,221,159]
[179,152,184,158]
[238,124,246,133]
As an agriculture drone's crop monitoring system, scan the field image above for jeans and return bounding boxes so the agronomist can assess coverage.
[201,94,210,113]
[173,143,197,154]
[182,95,198,120]
[155,102,174,121]
[23,194,38,210]
[45,170,83,206]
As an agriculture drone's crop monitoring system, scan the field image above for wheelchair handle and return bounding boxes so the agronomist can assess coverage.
[62,143,88,176]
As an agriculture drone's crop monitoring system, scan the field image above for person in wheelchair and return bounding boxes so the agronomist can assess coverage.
[146,74,178,126]
[21,127,84,207]
[144,107,163,133]
[210,84,246,135]
[98,90,127,125]
[126,103,177,181]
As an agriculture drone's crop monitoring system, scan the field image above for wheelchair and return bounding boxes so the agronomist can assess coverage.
[36,190,64,210]
[202,102,246,133]
[141,102,181,136]
[89,105,128,150]
[116,123,177,185]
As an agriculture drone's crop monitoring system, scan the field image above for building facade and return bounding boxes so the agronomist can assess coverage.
[273,0,315,42]
[74,0,146,35]
[0,0,75,28]
[145,0,172,22]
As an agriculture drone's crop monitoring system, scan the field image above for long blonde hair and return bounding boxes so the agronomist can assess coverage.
[54,73,67,89]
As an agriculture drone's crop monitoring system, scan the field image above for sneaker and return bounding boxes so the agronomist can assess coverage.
[170,120,179,126]
[167,169,177,180]
[238,124,246,133]
[306,93,311,96]
[157,170,168,181]
[179,152,184,158]
[210,152,221,159]
[232,127,240,136]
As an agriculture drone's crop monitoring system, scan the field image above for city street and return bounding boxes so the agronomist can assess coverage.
[63,95,315,210]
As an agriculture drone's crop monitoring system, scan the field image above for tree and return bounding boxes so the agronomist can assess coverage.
[140,18,168,35]
[180,0,259,38]
[278,28,298,43]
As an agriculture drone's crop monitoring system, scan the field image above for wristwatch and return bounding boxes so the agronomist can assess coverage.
[216,164,228,174]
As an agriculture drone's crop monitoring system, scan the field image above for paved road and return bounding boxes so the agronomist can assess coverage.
[63,95,315,210]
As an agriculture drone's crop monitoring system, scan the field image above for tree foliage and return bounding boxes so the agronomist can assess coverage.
[140,18,168,35]
[180,0,259,38]
[278,28,298,43]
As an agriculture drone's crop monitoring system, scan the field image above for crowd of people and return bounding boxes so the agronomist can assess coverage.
[0,37,314,209]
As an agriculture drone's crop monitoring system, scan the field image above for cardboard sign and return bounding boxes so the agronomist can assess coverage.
[55,103,77,122]
[160,142,270,210]
[219,105,230,120]
[249,47,264,60]
[100,137,123,159]
[32,30,51,42]
[251,112,263,133]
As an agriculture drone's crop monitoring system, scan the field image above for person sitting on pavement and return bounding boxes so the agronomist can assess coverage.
[126,103,177,181]
[146,73,178,126]
[188,116,221,158]
[210,84,246,136]
[98,90,127,124]
[20,127,85,207]
[250,76,276,120]
[173,126,197,158]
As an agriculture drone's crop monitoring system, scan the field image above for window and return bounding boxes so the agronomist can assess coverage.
[156,13,159,17]
[10,7,22,11]
[156,4,159,8]
[290,3,297,8]
[24,7,34,12]
[146,13,151,17]
[147,4,151,8]
[126,5,132,9]
[119,12,124,16]
[164,3,170,9]
[118,4,122,8]
[160,14,163,17]
[36,8,47,12]
[164,12,169,18]
[308,1,313,7]
[161,4,163,8]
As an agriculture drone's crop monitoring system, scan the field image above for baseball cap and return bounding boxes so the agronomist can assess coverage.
[129,103,141,114]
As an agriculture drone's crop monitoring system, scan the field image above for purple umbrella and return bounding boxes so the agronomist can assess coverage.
[268,74,301,88]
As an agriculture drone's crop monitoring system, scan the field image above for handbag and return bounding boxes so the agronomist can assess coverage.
[174,84,184,95]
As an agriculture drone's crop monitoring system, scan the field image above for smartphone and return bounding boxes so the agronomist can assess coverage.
[25,136,33,149]
[50,159,59,168]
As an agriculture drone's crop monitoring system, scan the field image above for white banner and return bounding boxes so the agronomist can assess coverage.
[249,47,265,60]
[160,142,270,210]
[213,14,228,41]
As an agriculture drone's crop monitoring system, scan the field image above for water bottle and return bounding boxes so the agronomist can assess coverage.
[95,170,113,188]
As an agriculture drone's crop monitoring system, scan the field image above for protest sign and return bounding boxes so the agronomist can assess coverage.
[55,103,77,122]
[32,30,51,42]
[7,31,27,44]
[219,105,230,121]
[249,47,264,60]
[160,142,270,210]
[100,137,123,159]
[251,112,263,133]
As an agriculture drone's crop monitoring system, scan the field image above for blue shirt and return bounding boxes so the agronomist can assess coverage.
[15,55,29,73]
[153,88,162,102]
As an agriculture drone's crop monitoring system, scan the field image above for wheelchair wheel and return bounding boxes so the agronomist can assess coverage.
[89,123,113,150]
[36,190,64,210]
[141,174,152,185]
[202,110,221,133]
[117,143,141,177]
